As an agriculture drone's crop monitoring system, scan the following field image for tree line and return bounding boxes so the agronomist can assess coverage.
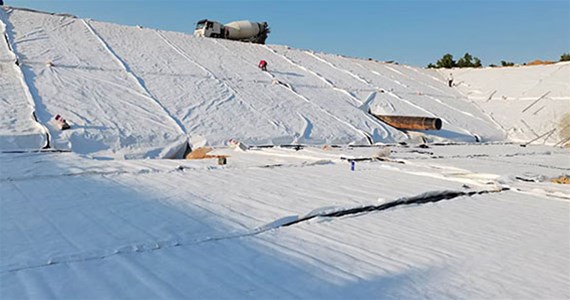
[427,53,570,69]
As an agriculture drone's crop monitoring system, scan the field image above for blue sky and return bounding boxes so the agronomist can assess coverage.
[5,0,570,66]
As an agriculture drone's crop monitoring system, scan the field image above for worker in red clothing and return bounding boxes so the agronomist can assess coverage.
[258,60,268,71]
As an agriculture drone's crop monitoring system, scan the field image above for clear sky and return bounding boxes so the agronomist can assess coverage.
[4,0,570,66]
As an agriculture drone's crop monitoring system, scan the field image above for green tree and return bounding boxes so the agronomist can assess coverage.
[428,53,482,68]
[456,53,473,68]
[436,54,456,69]
[561,53,570,61]
[473,57,482,68]
[501,60,514,67]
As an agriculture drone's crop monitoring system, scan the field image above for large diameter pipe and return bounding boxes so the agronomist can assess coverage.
[370,114,442,131]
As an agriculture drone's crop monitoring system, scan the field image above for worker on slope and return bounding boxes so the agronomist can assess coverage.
[448,73,454,87]
[258,60,268,71]
[54,114,71,130]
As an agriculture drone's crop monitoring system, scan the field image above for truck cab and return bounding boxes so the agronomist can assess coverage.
[194,19,225,38]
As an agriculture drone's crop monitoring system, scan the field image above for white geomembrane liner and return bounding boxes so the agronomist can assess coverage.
[1,6,569,300]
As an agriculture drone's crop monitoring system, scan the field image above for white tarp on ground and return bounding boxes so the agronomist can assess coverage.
[1,144,569,299]
[0,9,46,151]
[447,63,570,145]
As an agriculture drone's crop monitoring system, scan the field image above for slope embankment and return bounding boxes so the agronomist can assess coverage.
[0,8,47,151]
[6,7,566,158]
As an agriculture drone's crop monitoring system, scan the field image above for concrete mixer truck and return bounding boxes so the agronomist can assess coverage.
[194,19,270,44]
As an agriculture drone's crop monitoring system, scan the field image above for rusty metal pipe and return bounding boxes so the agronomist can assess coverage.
[370,114,442,131]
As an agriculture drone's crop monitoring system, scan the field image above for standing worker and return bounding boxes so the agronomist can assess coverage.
[258,60,268,71]
[448,73,454,87]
